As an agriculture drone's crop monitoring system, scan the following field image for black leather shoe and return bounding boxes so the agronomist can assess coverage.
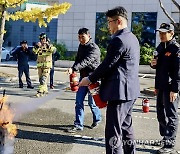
[50,85,54,89]
[27,86,34,89]
[19,86,23,88]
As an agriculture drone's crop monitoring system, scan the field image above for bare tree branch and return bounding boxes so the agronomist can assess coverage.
[171,0,180,10]
[158,0,176,25]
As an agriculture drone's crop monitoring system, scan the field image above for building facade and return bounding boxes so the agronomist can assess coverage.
[4,19,57,47]
[4,2,58,48]
[57,0,179,51]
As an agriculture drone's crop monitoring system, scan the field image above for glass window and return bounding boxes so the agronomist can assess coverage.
[8,25,12,32]
[95,12,110,49]
[95,12,157,47]
[33,25,37,32]
[46,26,50,32]
[131,12,157,47]
[20,25,24,32]
[8,41,11,47]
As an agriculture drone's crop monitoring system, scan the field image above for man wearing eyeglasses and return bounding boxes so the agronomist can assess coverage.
[79,6,140,154]
[150,23,180,154]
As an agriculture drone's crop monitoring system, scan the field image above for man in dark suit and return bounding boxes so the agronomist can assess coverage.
[79,6,140,154]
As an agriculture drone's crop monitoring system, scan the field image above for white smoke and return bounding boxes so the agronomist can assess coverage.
[12,90,62,121]
[3,137,14,154]
[1,90,62,154]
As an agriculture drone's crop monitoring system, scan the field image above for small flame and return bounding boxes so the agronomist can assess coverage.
[0,94,17,138]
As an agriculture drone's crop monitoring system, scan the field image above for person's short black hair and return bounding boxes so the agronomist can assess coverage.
[106,6,128,20]
[78,28,90,35]
[20,40,27,45]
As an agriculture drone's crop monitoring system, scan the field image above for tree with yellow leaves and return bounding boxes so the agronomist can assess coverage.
[0,0,71,61]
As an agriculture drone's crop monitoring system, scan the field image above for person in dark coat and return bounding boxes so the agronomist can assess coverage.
[150,23,180,154]
[12,40,34,89]
[67,28,101,133]
[50,50,60,89]
[79,6,140,154]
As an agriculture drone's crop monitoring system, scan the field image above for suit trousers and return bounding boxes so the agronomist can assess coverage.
[156,89,179,148]
[105,99,136,154]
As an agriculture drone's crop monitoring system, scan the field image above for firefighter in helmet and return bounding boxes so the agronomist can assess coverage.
[33,32,56,97]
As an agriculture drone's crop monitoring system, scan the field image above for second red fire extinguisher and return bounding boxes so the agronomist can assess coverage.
[69,72,79,92]
[88,82,107,109]
[142,98,149,113]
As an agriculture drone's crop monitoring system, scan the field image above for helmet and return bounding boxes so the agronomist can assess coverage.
[39,32,47,40]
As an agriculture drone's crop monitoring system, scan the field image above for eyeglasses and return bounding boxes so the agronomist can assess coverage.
[107,19,118,24]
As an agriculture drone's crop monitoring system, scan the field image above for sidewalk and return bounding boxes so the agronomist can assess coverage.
[0,61,156,96]
[0,60,156,74]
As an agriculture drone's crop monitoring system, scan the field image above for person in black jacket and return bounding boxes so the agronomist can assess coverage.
[67,28,101,133]
[150,23,180,154]
[50,50,60,89]
[79,7,140,154]
[12,40,34,89]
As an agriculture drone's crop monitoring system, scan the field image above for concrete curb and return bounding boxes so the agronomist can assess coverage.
[0,61,156,74]
[0,63,68,72]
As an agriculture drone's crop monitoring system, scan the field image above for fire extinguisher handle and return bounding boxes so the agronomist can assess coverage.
[67,68,74,74]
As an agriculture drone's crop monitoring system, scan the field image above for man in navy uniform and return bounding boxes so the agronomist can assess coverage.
[79,6,140,154]
[12,40,34,89]
[151,23,180,154]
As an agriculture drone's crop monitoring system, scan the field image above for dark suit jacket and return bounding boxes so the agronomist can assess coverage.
[89,28,140,101]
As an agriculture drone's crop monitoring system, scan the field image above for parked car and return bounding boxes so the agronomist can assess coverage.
[10,46,37,61]
[1,47,12,61]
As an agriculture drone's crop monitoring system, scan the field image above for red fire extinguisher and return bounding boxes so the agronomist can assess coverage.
[142,98,149,113]
[69,72,79,92]
[88,82,107,109]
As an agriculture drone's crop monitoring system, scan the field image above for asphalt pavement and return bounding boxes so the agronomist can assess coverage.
[0,62,180,154]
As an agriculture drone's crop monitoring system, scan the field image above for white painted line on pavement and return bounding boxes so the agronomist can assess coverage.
[133,115,180,124]
[143,117,150,119]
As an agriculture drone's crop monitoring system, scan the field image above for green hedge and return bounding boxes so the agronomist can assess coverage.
[53,42,76,61]
[140,43,155,65]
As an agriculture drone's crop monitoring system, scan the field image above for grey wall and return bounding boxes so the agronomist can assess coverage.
[3,19,58,47]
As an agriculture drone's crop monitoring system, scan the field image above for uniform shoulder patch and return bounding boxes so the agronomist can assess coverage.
[165,52,171,56]
[176,51,180,58]
[174,42,180,48]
